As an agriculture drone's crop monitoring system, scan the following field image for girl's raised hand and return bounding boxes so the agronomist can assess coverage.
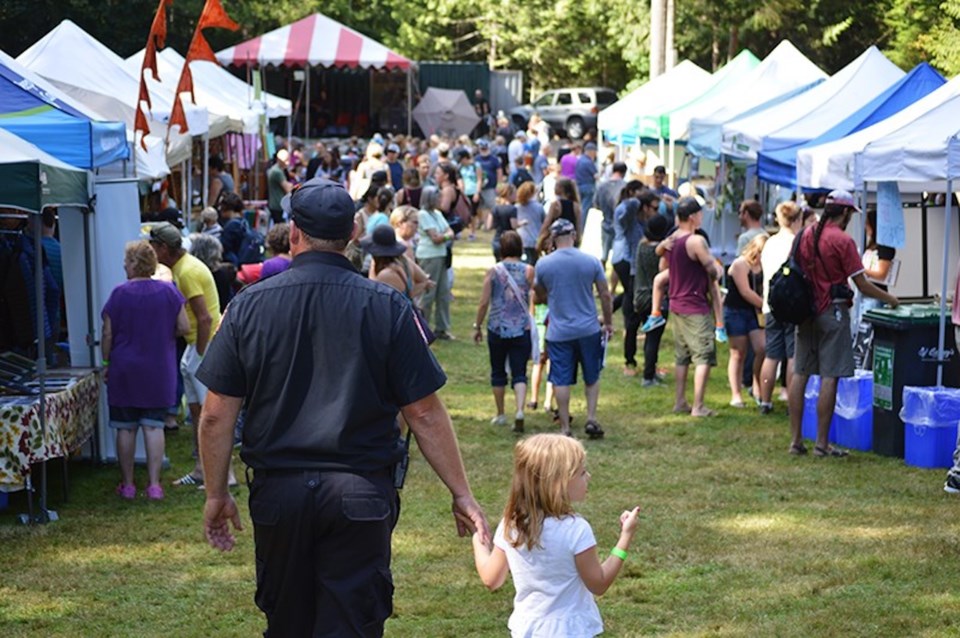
[620,506,641,536]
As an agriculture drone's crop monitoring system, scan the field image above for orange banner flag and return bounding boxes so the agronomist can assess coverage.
[170,0,240,133]
[143,0,173,81]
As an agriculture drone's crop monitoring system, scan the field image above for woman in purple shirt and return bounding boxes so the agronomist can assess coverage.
[102,240,188,500]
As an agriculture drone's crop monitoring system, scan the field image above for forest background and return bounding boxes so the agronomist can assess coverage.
[1,0,959,100]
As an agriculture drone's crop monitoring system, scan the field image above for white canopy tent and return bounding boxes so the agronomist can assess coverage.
[0,48,168,179]
[859,104,960,385]
[17,20,207,166]
[797,75,960,191]
[598,60,711,145]
[160,49,291,121]
[125,49,249,136]
[666,41,825,144]
[720,47,903,161]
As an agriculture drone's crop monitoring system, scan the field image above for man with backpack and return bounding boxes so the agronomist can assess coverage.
[218,193,265,267]
[786,190,898,458]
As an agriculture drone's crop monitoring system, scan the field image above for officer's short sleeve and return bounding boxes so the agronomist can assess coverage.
[386,302,447,407]
[196,308,246,397]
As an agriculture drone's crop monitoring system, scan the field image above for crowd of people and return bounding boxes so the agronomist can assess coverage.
[101,116,934,637]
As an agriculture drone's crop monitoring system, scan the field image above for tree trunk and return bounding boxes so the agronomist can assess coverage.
[728,25,740,62]
[712,30,720,71]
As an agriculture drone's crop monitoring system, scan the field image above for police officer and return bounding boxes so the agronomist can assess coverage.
[197,178,489,637]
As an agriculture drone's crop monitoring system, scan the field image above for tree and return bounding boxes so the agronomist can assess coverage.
[920,0,960,74]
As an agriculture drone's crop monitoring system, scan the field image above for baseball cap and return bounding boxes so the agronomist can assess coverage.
[825,189,860,211]
[550,218,575,237]
[515,130,527,139]
[676,196,703,219]
[149,221,183,249]
[386,143,400,154]
[584,142,597,151]
[476,138,490,149]
[289,178,356,240]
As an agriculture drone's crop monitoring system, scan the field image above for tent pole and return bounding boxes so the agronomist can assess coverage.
[202,133,209,209]
[82,205,100,464]
[407,66,412,137]
[34,207,50,524]
[306,64,311,140]
[938,177,953,386]
[668,136,676,188]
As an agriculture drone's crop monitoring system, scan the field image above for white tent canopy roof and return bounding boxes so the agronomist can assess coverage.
[721,46,902,160]
[126,48,250,135]
[797,75,960,190]
[0,47,168,179]
[860,97,960,191]
[668,40,825,141]
[18,20,207,166]
[160,49,291,120]
[598,60,711,141]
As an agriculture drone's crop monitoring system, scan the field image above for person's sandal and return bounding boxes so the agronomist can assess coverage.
[789,443,808,456]
[584,420,605,440]
[813,445,849,458]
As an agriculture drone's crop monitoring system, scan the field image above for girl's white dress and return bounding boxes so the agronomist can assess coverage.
[494,515,603,638]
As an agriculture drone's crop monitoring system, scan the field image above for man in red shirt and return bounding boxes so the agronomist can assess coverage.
[787,190,898,457]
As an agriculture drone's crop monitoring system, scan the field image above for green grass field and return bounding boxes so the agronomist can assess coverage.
[2,234,959,637]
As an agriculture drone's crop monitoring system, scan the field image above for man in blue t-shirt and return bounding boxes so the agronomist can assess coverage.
[575,142,599,214]
[534,219,613,439]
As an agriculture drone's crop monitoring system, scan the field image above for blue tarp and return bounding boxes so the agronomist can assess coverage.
[757,63,945,188]
[0,56,128,169]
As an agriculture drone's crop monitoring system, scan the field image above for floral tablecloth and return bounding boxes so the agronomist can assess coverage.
[0,370,99,490]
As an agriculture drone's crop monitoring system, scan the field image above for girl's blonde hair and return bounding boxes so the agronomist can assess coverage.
[741,232,768,265]
[390,205,419,228]
[503,434,585,550]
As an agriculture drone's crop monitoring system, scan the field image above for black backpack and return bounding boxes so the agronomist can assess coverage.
[768,227,815,325]
[222,219,265,265]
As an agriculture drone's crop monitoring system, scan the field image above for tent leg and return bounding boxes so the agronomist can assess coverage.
[83,208,100,464]
[668,136,676,188]
[202,134,209,209]
[33,208,54,524]
[938,179,954,386]
[306,64,311,140]
[407,67,412,137]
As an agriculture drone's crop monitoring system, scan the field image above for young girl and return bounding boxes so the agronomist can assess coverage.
[472,434,641,638]
[724,233,767,407]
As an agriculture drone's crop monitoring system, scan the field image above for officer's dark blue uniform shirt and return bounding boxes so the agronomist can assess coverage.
[197,250,446,472]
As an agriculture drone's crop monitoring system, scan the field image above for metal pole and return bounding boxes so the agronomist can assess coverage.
[938,178,953,386]
[83,207,99,464]
[202,133,209,209]
[34,208,49,523]
[306,64,311,140]
[407,66,412,137]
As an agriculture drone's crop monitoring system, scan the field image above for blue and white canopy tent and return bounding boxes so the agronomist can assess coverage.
[757,63,945,189]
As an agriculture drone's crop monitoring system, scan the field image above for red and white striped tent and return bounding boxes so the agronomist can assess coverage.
[215,12,411,70]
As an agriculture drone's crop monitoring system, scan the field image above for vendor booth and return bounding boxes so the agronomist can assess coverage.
[0,128,97,523]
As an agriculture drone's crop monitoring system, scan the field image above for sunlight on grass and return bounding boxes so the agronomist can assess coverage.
[0,587,78,622]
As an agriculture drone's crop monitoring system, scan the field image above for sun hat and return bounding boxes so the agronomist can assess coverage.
[360,224,407,257]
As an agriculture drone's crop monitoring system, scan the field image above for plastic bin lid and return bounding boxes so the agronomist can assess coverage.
[900,385,960,425]
[865,304,947,328]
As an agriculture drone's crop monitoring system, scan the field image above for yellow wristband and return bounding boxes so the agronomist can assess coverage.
[610,547,627,561]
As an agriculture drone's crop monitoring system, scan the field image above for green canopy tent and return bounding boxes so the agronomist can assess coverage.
[0,127,89,214]
[0,127,90,524]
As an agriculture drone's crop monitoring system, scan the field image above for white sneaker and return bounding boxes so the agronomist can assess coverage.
[490,414,507,427]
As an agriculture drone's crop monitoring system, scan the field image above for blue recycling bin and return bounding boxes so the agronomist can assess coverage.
[900,386,960,469]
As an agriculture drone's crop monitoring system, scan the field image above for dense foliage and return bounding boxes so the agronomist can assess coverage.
[2,0,959,96]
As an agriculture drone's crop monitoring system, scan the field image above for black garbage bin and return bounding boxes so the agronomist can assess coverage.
[865,305,960,457]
